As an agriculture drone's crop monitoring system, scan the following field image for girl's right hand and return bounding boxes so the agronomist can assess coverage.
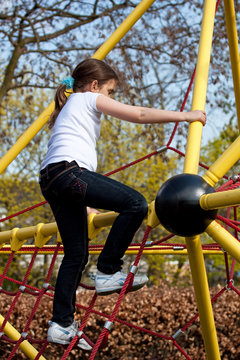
[186,110,206,125]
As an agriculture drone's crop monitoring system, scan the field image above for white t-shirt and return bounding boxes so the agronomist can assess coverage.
[41,92,101,171]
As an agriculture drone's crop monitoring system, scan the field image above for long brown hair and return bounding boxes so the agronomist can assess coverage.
[48,58,118,129]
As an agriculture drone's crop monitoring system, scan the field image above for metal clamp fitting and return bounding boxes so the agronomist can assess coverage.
[145,241,153,246]
[173,246,185,251]
[225,279,234,291]
[230,174,239,183]
[43,282,50,289]
[172,329,184,340]
[156,145,168,153]
[21,332,28,339]
[104,320,113,332]
[19,285,26,293]
[129,265,138,275]
[77,330,83,338]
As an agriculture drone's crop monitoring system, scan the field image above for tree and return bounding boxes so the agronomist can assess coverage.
[0,0,131,103]
[0,87,51,178]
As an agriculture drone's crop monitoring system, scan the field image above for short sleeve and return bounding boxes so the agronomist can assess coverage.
[87,92,101,114]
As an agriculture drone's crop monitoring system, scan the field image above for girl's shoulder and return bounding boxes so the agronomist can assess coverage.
[69,92,100,112]
[70,91,99,103]
[70,91,99,99]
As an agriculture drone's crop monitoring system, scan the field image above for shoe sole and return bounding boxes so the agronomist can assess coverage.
[47,336,70,345]
[78,343,92,351]
[96,281,147,296]
[47,337,92,351]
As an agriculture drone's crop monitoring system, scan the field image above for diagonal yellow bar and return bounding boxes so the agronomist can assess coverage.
[0,0,156,175]
[200,188,240,210]
[206,220,240,262]
[93,0,156,60]
[202,135,240,187]
[223,0,240,130]
[0,315,46,360]
[183,0,221,359]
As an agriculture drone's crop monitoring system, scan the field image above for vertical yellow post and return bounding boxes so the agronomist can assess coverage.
[223,0,240,130]
[0,0,156,175]
[183,0,220,359]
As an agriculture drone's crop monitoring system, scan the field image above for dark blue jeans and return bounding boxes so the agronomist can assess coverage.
[39,160,148,326]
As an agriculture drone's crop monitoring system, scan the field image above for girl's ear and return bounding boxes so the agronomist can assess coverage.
[90,80,99,92]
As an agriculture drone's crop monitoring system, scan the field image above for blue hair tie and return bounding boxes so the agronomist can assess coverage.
[61,76,74,89]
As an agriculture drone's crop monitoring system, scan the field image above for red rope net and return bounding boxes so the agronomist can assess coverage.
[0,144,239,359]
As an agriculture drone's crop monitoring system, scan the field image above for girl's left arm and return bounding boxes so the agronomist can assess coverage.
[96,95,206,125]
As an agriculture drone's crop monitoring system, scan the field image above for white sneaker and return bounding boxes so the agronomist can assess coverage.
[47,320,92,351]
[95,270,148,295]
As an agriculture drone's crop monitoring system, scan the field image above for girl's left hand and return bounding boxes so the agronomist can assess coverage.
[186,110,206,125]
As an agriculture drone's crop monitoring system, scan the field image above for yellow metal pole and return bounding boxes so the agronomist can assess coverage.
[185,236,221,354]
[202,135,240,187]
[183,0,216,174]
[185,233,221,360]
[90,248,223,256]
[0,0,156,175]
[92,211,118,228]
[223,0,240,130]
[183,0,220,359]
[0,315,46,360]
[200,188,240,210]
[0,244,224,256]
[206,221,240,261]
[0,223,57,249]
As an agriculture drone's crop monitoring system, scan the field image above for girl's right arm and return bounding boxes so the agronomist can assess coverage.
[96,95,206,125]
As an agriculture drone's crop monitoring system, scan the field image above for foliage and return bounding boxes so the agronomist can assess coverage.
[0,174,52,231]
[0,87,52,178]
[0,283,240,359]
[0,172,54,291]
[0,0,239,290]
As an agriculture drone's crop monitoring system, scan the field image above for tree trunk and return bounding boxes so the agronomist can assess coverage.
[0,45,23,106]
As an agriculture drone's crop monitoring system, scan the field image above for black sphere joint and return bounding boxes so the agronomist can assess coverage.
[155,174,218,237]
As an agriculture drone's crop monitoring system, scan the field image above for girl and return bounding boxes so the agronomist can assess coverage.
[39,58,206,350]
